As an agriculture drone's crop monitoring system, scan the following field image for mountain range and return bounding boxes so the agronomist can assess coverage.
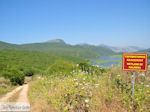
[0,39,149,58]
[99,44,144,53]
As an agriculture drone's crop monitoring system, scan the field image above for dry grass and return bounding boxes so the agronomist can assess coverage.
[29,80,58,112]
[30,99,57,112]
[29,67,150,112]
[0,77,15,97]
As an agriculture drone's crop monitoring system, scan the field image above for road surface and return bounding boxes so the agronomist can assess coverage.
[0,84,29,103]
[0,84,30,111]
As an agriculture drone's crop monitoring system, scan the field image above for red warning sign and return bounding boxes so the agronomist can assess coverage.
[122,53,148,72]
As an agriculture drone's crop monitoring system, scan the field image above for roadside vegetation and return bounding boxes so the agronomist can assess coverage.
[29,61,150,112]
[0,77,16,97]
[0,49,82,85]
[0,48,83,97]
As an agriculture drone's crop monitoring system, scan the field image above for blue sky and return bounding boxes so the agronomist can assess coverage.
[0,0,150,48]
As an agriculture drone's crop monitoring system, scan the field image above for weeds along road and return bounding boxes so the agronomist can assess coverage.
[0,84,29,103]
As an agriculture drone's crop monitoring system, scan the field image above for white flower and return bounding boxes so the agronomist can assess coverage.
[75,82,79,85]
[145,85,150,88]
[81,87,85,90]
[38,76,41,79]
[117,75,120,77]
[140,82,144,85]
[95,84,99,88]
[79,83,82,86]
[74,79,77,81]
[86,104,89,107]
[85,99,89,103]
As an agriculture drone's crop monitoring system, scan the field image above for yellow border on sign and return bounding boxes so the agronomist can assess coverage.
[122,52,148,72]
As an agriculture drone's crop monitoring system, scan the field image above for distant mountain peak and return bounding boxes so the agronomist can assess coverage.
[77,43,93,46]
[99,44,144,53]
[45,39,66,44]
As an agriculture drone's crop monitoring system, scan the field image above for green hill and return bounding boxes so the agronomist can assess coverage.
[20,43,114,59]
[0,39,115,85]
[0,39,115,59]
[0,41,18,50]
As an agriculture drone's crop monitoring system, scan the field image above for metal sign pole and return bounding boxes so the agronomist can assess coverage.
[132,72,135,99]
[131,72,136,112]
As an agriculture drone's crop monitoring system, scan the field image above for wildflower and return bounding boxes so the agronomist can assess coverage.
[140,82,144,85]
[86,104,89,108]
[74,79,77,81]
[85,99,89,103]
[83,81,86,84]
[79,83,82,86]
[95,84,99,88]
[81,87,85,90]
[117,75,120,77]
[145,85,150,88]
[38,76,41,79]
[75,82,79,85]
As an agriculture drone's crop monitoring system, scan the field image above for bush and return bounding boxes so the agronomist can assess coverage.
[47,60,74,76]
[24,69,34,76]
[2,68,25,85]
[0,77,11,87]
[78,61,105,75]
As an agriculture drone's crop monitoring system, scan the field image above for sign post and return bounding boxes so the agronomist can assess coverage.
[131,73,135,99]
[131,72,136,111]
[122,53,148,112]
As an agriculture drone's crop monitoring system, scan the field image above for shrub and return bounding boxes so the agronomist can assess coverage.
[47,60,74,76]
[78,61,105,75]
[24,68,34,76]
[2,68,25,85]
[0,77,11,87]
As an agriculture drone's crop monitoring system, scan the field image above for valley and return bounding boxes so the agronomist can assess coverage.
[0,40,150,112]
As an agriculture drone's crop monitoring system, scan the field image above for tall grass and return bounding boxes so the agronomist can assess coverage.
[0,77,15,96]
[29,66,150,112]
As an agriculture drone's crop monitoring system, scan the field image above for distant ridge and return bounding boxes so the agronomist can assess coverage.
[138,48,150,55]
[0,41,18,49]
[0,39,148,58]
[45,39,66,44]
[0,39,115,59]
[99,44,144,53]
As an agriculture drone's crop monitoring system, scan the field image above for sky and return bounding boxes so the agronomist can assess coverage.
[0,0,150,48]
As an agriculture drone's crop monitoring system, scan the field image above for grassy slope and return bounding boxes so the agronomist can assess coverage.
[29,67,150,112]
[0,48,83,95]
[0,41,115,76]
[0,40,115,59]
[0,49,83,74]
[20,43,103,59]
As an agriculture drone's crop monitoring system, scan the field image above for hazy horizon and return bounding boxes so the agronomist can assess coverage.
[0,0,150,48]
[0,38,148,49]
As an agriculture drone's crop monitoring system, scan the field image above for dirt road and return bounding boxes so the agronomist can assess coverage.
[17,84,29,103]
[0,84,30,111]
[0,84,29,103]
